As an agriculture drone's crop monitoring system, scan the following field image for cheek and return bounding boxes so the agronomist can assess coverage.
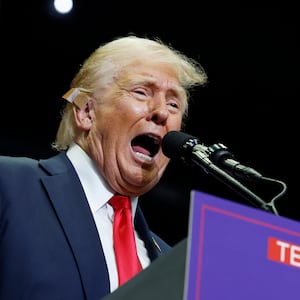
[159,153,170,167]
[121,98,145,114]
[168,115,183,131]
[116,100,146,123]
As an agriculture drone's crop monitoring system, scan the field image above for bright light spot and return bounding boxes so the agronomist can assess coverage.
[54,0,73,14]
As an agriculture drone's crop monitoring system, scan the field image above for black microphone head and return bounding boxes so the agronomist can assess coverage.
[162,131,200,163]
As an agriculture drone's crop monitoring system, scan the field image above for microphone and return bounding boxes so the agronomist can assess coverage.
[207,143,263,181]
[162,130,286,214]
[161,130,212,170]
[162,131,263,181]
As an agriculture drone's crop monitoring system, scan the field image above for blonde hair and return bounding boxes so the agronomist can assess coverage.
[52,35,207,151]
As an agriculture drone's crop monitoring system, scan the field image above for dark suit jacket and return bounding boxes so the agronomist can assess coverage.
[0,152,171,300]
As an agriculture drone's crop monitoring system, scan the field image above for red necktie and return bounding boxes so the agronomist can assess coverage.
[109,195,143,286]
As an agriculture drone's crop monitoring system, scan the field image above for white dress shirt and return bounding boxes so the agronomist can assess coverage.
[66,143,150,292]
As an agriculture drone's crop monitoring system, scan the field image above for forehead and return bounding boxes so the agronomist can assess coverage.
[117,61,186,94]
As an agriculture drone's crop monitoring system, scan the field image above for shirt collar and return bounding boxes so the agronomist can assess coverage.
[66,143,138,215]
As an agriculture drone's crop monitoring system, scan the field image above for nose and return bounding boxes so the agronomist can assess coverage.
[147,98,169,125]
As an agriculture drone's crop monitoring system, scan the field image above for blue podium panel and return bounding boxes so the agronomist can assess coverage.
[184,190,300,300]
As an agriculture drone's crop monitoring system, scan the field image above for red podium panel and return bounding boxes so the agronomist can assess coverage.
[184,190,300,300]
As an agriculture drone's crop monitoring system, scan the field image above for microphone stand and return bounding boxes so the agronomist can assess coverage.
[191,150,276,214]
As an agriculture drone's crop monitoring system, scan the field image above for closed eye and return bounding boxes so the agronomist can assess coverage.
[168,102,179,109]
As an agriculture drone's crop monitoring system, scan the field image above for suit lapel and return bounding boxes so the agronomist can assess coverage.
[135,206,162,260]
[39,153,110,299]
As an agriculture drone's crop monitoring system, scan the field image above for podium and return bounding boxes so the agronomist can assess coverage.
[103,190,300,300]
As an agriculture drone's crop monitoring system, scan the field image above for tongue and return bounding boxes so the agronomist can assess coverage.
[132,145,150,156]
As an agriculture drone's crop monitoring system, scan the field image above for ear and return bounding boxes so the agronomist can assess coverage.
[73,99,94,130]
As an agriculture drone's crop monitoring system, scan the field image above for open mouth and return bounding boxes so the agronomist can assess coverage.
[131,134,161,161]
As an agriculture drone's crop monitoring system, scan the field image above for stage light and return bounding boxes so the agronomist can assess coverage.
[53,0,73,14]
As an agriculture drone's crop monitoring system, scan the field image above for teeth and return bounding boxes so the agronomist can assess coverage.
[136,152,152,162]
[148,134,160,144]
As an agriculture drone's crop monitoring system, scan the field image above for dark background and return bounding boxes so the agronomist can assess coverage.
[0,1,298,246]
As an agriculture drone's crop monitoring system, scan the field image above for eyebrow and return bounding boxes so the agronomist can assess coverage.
[128,74,186,99]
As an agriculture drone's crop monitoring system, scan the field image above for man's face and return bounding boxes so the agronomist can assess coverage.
[87,61,186,196]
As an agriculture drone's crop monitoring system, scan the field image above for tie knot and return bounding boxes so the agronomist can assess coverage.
[109,195,131,211]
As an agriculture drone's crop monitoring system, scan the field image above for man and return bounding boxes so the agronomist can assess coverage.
[0,35,207,299]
